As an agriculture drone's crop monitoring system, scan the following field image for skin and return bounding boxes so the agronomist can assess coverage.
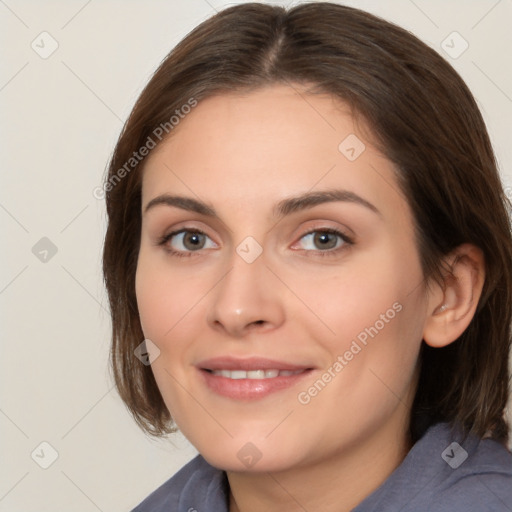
[135,84,485,512]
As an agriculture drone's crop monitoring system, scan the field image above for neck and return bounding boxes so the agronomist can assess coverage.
[227,417,412,512]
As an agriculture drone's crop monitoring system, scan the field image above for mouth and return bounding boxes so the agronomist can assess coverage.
[196,356,315,400]
[204,368,307,379]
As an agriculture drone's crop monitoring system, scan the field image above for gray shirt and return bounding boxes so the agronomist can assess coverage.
[131,423,512,511]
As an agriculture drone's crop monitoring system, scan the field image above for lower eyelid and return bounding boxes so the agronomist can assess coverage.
[161,229,219,252]
[292,229,352,249]
[159,228,352,255]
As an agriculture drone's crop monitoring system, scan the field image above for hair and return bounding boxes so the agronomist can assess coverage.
[103,2,512,443]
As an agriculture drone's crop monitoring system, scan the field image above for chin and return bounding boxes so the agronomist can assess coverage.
[192,434,308,473]
[203,450,297,473]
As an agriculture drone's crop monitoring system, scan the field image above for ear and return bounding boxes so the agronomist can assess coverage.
[423,244,485,348]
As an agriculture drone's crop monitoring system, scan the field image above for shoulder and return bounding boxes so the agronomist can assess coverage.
[429,432,512,511]
[131,454,229,512]
[355,423,512,512]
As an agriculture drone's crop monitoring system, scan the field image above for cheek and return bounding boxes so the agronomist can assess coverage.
[134,252,203,419]
[135,249,205,339]
[289,241,425,396]
[288,244,422,343]
[135,258,172,340]
[348,259,424,402]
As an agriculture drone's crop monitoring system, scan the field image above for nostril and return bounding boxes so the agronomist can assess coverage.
[245,319,266,330]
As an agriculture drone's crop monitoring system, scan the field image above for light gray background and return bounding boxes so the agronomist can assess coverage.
[1,1,511,511]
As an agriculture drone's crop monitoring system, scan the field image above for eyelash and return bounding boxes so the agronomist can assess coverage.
[296,228,354,257]
[157,229,211,258]
[157,227,354,258]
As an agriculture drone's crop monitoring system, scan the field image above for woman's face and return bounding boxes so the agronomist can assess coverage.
[136,84,429,472]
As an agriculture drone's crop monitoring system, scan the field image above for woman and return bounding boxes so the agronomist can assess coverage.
[102,3,512,511]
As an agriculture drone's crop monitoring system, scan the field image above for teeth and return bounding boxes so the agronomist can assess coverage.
[249,370,267,379]
[230,370,247,380]
[210,369,304,379]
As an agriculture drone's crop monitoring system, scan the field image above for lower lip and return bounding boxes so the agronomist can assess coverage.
[198,368,314,400]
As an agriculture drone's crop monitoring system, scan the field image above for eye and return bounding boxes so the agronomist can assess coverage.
[294,229,351,253]
[159,229,217,255]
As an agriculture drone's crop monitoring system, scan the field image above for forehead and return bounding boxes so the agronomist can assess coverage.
[141,84,409,224]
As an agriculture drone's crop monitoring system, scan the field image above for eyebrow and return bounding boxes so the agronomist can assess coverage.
[143,189,381,218]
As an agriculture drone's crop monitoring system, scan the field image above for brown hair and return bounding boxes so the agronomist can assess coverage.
[103,2,512,442]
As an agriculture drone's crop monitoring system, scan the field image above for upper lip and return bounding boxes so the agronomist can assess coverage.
[197,356,314,371]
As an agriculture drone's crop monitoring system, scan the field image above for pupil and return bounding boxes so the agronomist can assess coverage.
[314,232,336,250]
[184,232,204,250]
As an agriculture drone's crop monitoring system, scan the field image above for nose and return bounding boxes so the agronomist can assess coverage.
[207,251,285,338]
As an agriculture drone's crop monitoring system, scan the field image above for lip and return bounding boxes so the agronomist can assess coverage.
[196,356,313,372]
[196,356,315,401]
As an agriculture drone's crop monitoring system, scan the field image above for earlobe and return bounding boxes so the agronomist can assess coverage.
[423,244,485,348]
